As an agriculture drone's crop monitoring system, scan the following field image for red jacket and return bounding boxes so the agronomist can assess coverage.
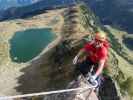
[83,40,109,64]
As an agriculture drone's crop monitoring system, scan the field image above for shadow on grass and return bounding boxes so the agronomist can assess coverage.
[15,46,75,94]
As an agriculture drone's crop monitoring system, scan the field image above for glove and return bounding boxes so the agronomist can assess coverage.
[89,75,96,82]
[73,55,79,65]
[89,75,98,86]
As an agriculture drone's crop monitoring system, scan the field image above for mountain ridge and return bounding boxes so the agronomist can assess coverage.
[0,0,76,21]
[83,0,133,33]
[0,0,40,10]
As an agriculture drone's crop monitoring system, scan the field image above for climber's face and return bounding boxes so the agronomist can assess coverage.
[94,38,103,48]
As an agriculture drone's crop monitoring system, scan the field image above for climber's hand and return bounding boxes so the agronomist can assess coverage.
[89,75,98,86]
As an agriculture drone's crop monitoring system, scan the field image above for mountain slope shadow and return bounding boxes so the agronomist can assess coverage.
[15,50,74,94]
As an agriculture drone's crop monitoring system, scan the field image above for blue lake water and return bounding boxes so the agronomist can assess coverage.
[9,28,56,63]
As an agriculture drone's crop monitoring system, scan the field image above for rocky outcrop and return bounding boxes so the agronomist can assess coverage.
[42,75,98,100]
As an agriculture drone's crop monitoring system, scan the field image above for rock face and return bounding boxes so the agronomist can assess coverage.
[42,75,98,100]
[99,76,120,100]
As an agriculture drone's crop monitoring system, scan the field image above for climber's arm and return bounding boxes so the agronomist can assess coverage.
[95,59,105,77]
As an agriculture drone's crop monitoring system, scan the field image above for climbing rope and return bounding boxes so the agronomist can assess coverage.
[0,82,98,100]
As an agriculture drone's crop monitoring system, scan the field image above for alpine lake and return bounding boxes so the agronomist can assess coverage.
[9,28,56,63]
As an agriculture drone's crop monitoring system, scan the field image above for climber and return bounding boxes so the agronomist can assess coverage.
[73,30,109,85]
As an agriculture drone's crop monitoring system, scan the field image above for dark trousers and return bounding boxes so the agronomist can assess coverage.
[76,59,98,76]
